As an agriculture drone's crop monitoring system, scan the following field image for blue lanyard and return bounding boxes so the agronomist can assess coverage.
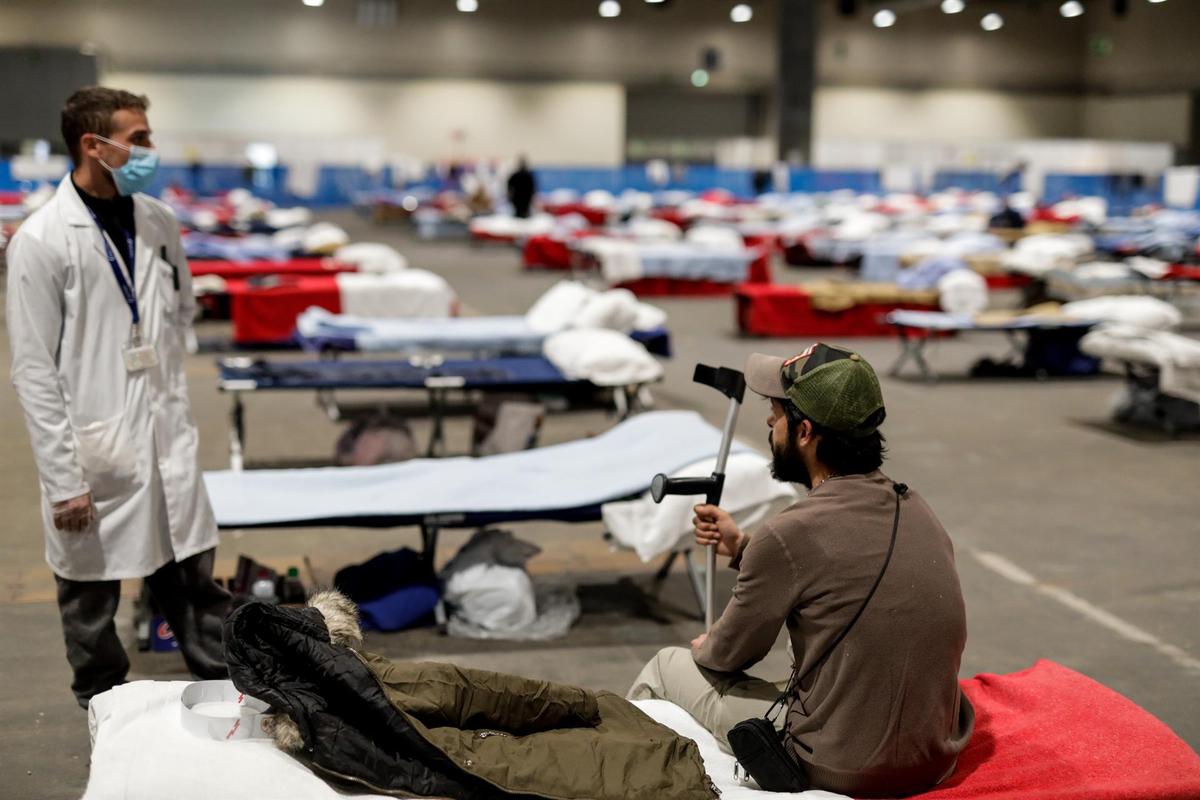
[86,208,139,326]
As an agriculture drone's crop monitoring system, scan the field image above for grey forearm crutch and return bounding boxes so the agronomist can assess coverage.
[650,364,746,630]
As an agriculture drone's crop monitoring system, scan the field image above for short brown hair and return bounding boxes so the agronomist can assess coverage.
[61,87,149,163]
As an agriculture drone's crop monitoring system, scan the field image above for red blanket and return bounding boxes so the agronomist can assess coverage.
[190,258,355,280]
[543,202,609,226]
[736,284,936,337]
[901,660,1200,800]
[227,275,341,344]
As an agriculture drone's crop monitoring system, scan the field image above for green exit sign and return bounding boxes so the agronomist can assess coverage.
[1089,35,1114,57]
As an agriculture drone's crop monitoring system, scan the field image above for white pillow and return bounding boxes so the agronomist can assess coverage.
[937,268,988,317]
[302,222,351,255]
[544,328,663,387]
[685,225,743,250]
[633,301,668,331]
[265,207,313,231]
[574,289,641,333]
[524,281,597,334]
[334,242,408,274]
[1062,296,1182,331]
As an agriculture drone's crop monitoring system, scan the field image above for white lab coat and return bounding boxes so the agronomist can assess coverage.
[6,176,218,581]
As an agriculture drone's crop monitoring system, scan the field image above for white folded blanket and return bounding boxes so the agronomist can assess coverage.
[84,681,848,800]
[1081,325,1200,404]
[578,237,644,283]
[544,328,664,387]
[334,270,456,319]
[333,242,408,274]
[603,451,798,562]
[1061,296,1182,331]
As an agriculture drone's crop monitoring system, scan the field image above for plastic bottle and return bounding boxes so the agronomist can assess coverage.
[277,566,306,605]
[251,568,278,604]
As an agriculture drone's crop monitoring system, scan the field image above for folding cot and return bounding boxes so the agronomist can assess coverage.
[570,239,772,296]
[205,411,750,599]
[885,309,1100,381]
[1080,325,1200,435]
[736,282,940,338]
[214,272,457,346]
[293,307,673,358]
[217,354,659,468]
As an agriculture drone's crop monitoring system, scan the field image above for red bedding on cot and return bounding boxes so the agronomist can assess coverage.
[469,229,523,244]
[736,283,937,337]
[901,659,1200,800]
[616,251,774,298]
[982,273,1032,290]
[542,202,609,226]
[1166,263,1200,281]
[523,234,586,271]
[190,258,356,281]
[227,275,340,344]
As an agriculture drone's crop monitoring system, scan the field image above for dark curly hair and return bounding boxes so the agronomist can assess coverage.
[782,401,887,476]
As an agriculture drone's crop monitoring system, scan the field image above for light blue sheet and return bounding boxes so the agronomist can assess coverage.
[205,410,750,528]
[296,309,545,354]
[636,244,754,283]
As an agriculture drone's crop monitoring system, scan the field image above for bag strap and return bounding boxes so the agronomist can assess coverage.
[765,481,908,724]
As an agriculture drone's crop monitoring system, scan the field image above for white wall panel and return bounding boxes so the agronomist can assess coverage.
[106,72,625,166]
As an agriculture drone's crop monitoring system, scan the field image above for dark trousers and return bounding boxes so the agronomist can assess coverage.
[54,548,231,708]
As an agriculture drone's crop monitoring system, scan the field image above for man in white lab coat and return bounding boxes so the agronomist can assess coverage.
[7,87,229,708]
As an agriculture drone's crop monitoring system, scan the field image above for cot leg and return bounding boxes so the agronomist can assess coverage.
[317,388,340,421]
[419,523,440,565]
[891,328,935,382]
[229,392,245,472]
[1004,330,1025,363]
[681,549,706,620]
[427,388,446,457]
[913,338,935,383]
[654,550,680,584]
[613,386,629,418]
[637,385,655,410]
[888,327,915,377]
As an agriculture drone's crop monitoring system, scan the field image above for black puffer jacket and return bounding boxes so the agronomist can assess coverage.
[224,596,717,800]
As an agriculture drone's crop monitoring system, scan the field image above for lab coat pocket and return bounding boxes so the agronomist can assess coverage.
[154,254,181,319]
[75,414,140,499]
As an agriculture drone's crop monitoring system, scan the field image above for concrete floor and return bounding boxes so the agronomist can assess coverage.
[1,211,1197,799]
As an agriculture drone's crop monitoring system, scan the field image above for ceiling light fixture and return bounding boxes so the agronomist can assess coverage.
[599,0,621,17]
[691,69,710,88]
[980,12,1003,30]
[456,0,478,11]
[302,0,324,6]
[1060,1,1084,17]
[941,0,965,13]
[731,4,753,22]
[872,9,896,27]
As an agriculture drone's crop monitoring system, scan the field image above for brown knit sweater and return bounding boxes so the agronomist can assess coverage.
[693,470,974,797]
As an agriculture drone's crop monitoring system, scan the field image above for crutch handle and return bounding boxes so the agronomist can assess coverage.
[693,364,746,404]
[650,473,726,506]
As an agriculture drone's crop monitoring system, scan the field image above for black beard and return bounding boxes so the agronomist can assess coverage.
[769,430,812,488]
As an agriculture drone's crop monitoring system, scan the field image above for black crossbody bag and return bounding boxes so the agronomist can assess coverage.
[727,482,907,793]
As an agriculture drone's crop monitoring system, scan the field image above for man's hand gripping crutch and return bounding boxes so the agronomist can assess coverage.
[649,364,746,635]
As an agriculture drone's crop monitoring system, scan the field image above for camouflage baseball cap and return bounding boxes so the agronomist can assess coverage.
[745,344,886,437]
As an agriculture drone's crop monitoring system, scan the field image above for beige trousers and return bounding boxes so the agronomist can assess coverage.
[626,646,788,751]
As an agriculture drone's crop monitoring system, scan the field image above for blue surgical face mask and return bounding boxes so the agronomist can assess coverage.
[95,134,160,196]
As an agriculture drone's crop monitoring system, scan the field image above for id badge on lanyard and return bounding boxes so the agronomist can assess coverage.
[88,209,158,372]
